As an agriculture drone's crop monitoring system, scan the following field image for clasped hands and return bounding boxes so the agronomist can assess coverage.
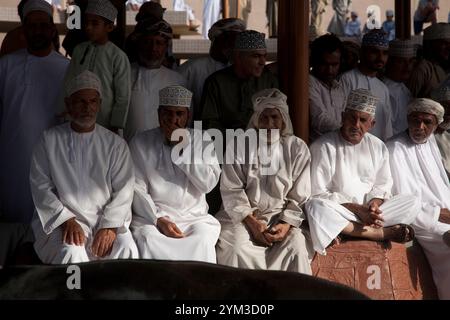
[244,213,291,248]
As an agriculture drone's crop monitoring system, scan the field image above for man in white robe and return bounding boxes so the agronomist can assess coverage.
[30,71,138,264]
[125,20,186,141]
[229,0,252,25]
[202,0,222,39]
[387,98,450,299]
[383,39,416,135]
[340,29,394,141]
[431,79,450,180]
[327,0,351,37]
[309,34,346,142]
[0,0,69,224]
[306,89,419,255]
[178,18,246,122]
[130,86,221,263]
[216,89,314,274]
[310,0,329,39]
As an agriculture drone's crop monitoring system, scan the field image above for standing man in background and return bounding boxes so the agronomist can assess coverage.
[327,0,352,37]
[229,0,252,25]
[0,0,69,223]
[310,0,328,39]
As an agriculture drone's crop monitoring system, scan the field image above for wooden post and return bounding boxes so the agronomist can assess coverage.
[395,0,412,39]
[278,0,310,143]
[222,0,230,18]
[236,0,240,18]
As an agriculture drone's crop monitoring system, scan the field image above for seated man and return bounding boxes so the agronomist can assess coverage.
[216,89,313,274]
[430,79,450,179]
[30,71,138,264]
[129,86,221,263]
[306,89,419,256]
[387,98,450,300]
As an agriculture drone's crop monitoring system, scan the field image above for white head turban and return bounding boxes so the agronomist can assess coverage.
[159,86,193,109]
[389,39,417,58]
[407,98,445,124]
[345,88,379,117]
[65,70,102,98]
[85,0,118,23]
[247,88,293,137]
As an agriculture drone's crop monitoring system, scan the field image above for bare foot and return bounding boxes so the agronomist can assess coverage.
[382,224,415,243]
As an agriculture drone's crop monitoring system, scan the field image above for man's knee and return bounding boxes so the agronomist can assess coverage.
[217,227,253,258]
[113,232,139,259]
[189,223,220,242]
[59,244,89,264]
[283,229,311,257]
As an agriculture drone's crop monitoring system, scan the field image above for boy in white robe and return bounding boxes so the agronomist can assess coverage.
[30,71,138,264]
[130,86,221,263]
[63,0,131,133]
[306,89,419,255]
[387,98,450,299]
[216,89,314,274]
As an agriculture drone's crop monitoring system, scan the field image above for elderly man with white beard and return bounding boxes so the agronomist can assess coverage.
[30,71,138,264]
[306,89,419,256]
[215,89,314,274]
[387,98,450,299]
